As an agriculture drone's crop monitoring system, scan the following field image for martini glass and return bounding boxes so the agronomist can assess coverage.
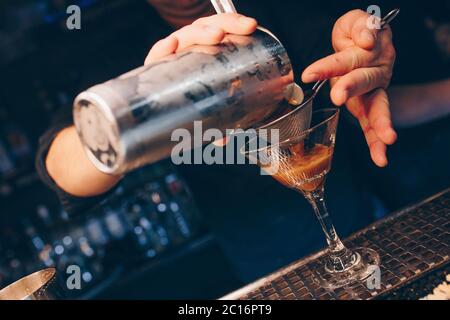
[241,108,380,289]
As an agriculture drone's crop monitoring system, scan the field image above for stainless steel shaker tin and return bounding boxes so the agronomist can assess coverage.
[0,268,63,300]
[73,28,294,175]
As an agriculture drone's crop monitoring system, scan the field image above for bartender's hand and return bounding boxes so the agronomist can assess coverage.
[302,9,397,167]
[145,13,257,147]
[145,13,258,64]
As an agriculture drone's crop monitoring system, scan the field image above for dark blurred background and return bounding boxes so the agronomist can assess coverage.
[0,0,449,299]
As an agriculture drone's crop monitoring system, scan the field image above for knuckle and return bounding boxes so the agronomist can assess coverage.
[193,14,226,25]
[366,50,378,65]
[193,16,208,25]
[351,9,367,17]
[173,25,189,36]
[209,31,225,42]
[373,116,389,131]
[234,13,246,20]
[386,45,396,62]
[384,25,393,39]
[384,65,393,80]
[149,38,168,52]
[392,49,397,62]
[362,69,374,87]
[349,49,361,70]
[152,39,165,48]
[374,67,390,88]
[332,54,342,66]
[336,9,363,26]
[383,71,393,87]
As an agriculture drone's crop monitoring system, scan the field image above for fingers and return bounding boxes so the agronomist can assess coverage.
[346,96,389,167]
[330,66,390,105]
[145,13,257,65]
[366,132,388,168]
[172,24,226,50]
[332,9,376,50]
[332,9,382,50]
[146,24,225,64]
[351,14,379,50]
[145,37,178,65]
[320,9,397,167]
[193,13,258,35]
[365,89,397,145]
[302,47,373,83]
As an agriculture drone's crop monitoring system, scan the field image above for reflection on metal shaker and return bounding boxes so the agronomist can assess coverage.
[73,28,294,175]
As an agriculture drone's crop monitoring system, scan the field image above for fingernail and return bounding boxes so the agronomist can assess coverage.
[239,16,257,27]
[204,26,223,35]
[361,29,376,43]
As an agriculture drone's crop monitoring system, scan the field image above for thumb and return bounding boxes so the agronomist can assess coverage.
[351,15,378,50]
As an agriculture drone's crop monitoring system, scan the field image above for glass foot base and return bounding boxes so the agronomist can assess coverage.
[313,248,380,290]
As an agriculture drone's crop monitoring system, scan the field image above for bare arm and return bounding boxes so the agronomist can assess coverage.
[389,78,450,128]
[45,126,121,197]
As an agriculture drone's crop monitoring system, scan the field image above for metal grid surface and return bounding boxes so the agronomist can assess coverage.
[223,189,450,300]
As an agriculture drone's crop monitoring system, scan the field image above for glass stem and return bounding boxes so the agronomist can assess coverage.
[304,187,357,272]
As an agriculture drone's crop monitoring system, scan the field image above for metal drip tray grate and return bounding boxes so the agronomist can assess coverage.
[223,189,450,300]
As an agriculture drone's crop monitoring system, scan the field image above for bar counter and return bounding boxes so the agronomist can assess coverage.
[223,189,450,300]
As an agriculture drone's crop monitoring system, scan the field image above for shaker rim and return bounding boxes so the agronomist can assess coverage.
[73,90,125,175]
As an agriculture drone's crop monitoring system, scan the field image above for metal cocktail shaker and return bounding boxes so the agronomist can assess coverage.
[73,28,295,175]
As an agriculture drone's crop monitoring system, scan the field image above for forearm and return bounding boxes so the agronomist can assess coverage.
[389,78,450,128]
[45,126,121,198]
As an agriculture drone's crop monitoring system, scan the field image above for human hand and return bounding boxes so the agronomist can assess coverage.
[303,9,398,167]
[145,13,257,64]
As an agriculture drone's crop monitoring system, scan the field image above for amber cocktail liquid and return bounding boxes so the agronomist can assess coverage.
[266,143,333,193]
